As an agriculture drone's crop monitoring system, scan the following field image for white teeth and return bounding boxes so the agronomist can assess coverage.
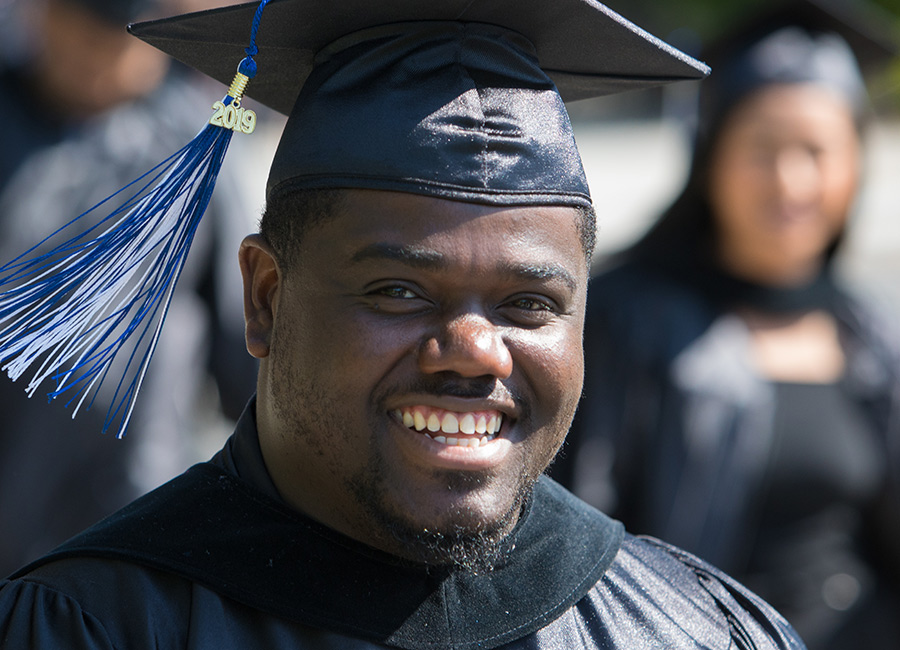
[397,408,504,444]
[441,413,459,434]
[429,434,497,448]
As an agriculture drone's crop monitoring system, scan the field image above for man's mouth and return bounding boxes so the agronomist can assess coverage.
[392,406,502,448]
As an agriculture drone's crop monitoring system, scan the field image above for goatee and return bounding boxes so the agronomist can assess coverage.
[353,474,537,575]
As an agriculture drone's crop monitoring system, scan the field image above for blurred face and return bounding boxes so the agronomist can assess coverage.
[240,190,587,568]
[708,83,861,285]
[30,0,170,118]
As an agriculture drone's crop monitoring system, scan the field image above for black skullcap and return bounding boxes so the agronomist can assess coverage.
[267,22,591,206]
[129,0,708,209]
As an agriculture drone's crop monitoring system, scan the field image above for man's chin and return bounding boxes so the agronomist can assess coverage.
[405,524,514,575]
[353,479,537,574]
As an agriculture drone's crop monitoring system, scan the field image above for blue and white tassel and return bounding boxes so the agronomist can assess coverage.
[0,0,271,438]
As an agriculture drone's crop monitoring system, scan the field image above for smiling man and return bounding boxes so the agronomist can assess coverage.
[0,1,805,648]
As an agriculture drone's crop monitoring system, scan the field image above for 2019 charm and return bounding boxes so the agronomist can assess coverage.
[210,100,256,134]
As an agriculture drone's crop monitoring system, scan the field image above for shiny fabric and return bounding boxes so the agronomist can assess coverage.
[12,464,623,648]
[267,22,589,207]
[0,404,805,649]
[0,537,804,650]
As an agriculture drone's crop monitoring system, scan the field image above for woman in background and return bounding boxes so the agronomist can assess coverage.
[552,1,900,647]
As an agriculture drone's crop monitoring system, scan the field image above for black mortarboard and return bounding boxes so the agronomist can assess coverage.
[0,0,707,436]
[698,0,898,130]
[130,0,709,208]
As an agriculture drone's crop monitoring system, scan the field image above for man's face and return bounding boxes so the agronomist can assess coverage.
[241,190,587,565]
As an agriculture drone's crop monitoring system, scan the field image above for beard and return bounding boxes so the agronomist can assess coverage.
[349,462,537,575]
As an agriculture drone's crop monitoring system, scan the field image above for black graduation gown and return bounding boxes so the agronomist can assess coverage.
[0,405,805,649]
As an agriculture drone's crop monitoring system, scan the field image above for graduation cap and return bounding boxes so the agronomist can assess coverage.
[131,0,710,206]
[0,0,708,437]
[698,0,898,132]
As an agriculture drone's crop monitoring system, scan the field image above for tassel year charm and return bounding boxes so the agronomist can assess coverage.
[210,67,257,134]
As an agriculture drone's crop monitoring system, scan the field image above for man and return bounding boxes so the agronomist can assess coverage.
[0,0,805,647]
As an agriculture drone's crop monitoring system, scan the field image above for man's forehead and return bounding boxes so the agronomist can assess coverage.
[325,190,583,242]
[307,191,586,281]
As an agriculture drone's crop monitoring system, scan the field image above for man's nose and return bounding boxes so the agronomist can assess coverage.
[418,313,513,379]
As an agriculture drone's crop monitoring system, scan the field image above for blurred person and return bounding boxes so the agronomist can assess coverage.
[0,0,257,576]
[551,1,900,648]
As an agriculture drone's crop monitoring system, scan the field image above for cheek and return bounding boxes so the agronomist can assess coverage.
[709,158,765,231]
[821,158,859,226]
[515,333,583,472]
[281,305,416,395]
[515,325,584,421]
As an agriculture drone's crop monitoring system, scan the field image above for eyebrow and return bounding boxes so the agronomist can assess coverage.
[509,262,578,292]
[350,243,577,292]
[350,243,445,269]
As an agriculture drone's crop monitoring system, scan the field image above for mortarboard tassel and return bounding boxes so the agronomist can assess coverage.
[0,0,272,438]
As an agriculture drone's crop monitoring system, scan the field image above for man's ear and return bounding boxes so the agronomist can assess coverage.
[239,234,281,359]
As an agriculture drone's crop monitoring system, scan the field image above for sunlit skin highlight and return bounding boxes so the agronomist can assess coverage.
[239,189,587,563]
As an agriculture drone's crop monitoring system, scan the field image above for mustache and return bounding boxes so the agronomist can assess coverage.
[381,375,528,417]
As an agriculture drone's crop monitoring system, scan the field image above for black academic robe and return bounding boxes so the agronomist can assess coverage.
[0,404,805,649]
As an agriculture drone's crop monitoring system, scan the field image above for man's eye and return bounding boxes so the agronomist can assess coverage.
[377,286,418,299]
[366,284,431,314]
[510,297,553,312]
